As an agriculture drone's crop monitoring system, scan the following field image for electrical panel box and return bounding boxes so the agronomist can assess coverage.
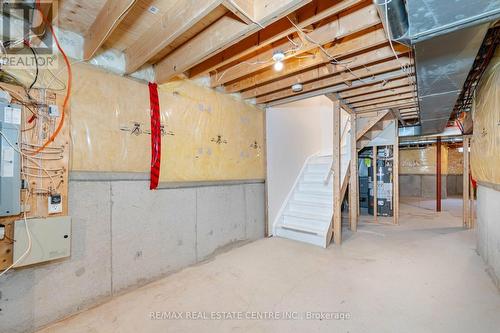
[13,216,71,267]
[0,102,22,217]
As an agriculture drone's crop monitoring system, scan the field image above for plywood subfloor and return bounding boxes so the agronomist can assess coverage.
[38,200,500,333]
[57,0,228,54]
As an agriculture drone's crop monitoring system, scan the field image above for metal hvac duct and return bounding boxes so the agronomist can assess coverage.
[373,0,500,135]
[373,0,410,45]
[399,136,463,147]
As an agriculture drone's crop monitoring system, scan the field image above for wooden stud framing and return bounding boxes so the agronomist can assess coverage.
[84,0,138,60]
[356,110,389,140]
[463,136,471,228]
[393,121,399,225]
[332,99,342,245]
[373,145,378,221]
[350,112,358,231]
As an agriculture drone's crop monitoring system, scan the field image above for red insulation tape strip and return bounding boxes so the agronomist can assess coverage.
[148,82,161,190]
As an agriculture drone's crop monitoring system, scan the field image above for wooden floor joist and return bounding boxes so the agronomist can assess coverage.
[84,0,139,60]
[154,0,311,83]
[189,0,366,78]
[124,0,226,73]
[229,29,390,95]
[256,59,411,104]
[212,3,381,86]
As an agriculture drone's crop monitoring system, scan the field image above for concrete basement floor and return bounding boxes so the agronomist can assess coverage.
[38,198,500,333]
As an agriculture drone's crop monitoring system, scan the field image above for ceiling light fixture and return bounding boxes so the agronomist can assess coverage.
[272,51,285,71]
[272,51,285,62]
[274,61,284,71]
[291,83,303,92]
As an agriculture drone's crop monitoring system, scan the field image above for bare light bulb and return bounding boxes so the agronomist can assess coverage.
[274,61,284,71]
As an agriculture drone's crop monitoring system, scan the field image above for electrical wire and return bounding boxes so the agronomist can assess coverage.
[225,0,265,29]
[285,16,368,84]
[215,58,273,83]
[22,142,63,150]
[30,0,72,155]
[0,190,32,279]
[0,129,56,187]
[24,41,39,92]
[378,0,418,114]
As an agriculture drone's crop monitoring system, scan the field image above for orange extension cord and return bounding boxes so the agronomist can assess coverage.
[31,0,72,154]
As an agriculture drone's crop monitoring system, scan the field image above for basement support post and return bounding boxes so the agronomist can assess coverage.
[349,113,358,232]
[436,136,442,212]
[373,145,378,221]
[393,121,399,225]
[332,100,342,245]
[463,137,470,228]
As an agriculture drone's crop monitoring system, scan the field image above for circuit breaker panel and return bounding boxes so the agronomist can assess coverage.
[0,83,71,270]
[0,103,22,217]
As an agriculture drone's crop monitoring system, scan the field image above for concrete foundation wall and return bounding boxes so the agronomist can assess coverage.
[400,174,452,198]
[0,177,265,333]
[476,185,500,289]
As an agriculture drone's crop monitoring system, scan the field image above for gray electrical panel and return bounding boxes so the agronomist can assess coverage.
[0,102,22,217]
[13,216,72,267]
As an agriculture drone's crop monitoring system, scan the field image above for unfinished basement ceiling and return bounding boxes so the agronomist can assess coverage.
[377,0,500,134]
[53,0,420,124]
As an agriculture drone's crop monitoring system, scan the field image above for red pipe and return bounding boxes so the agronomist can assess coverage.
[436,137,442,212]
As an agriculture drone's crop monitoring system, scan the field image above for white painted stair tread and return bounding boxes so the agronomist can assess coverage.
[275,152,350,248]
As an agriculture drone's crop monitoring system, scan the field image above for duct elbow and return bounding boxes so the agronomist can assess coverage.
[373,0,411,46]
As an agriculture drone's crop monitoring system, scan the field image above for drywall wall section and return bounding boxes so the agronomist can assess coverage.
[0,178,265,333]
[476,185,500,289]
[266,96,333,233]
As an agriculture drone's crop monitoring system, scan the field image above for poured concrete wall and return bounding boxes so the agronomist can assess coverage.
[400,174,449,198]
[0,176,265,333]
[476,185,500,289]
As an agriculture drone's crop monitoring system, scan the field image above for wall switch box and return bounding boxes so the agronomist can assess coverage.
[13,216,71,267]
[0,223,4,240]
[0,102,21,217]
[48,194,63,214]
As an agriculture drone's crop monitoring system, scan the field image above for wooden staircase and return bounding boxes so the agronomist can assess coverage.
[357,111,394,151]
